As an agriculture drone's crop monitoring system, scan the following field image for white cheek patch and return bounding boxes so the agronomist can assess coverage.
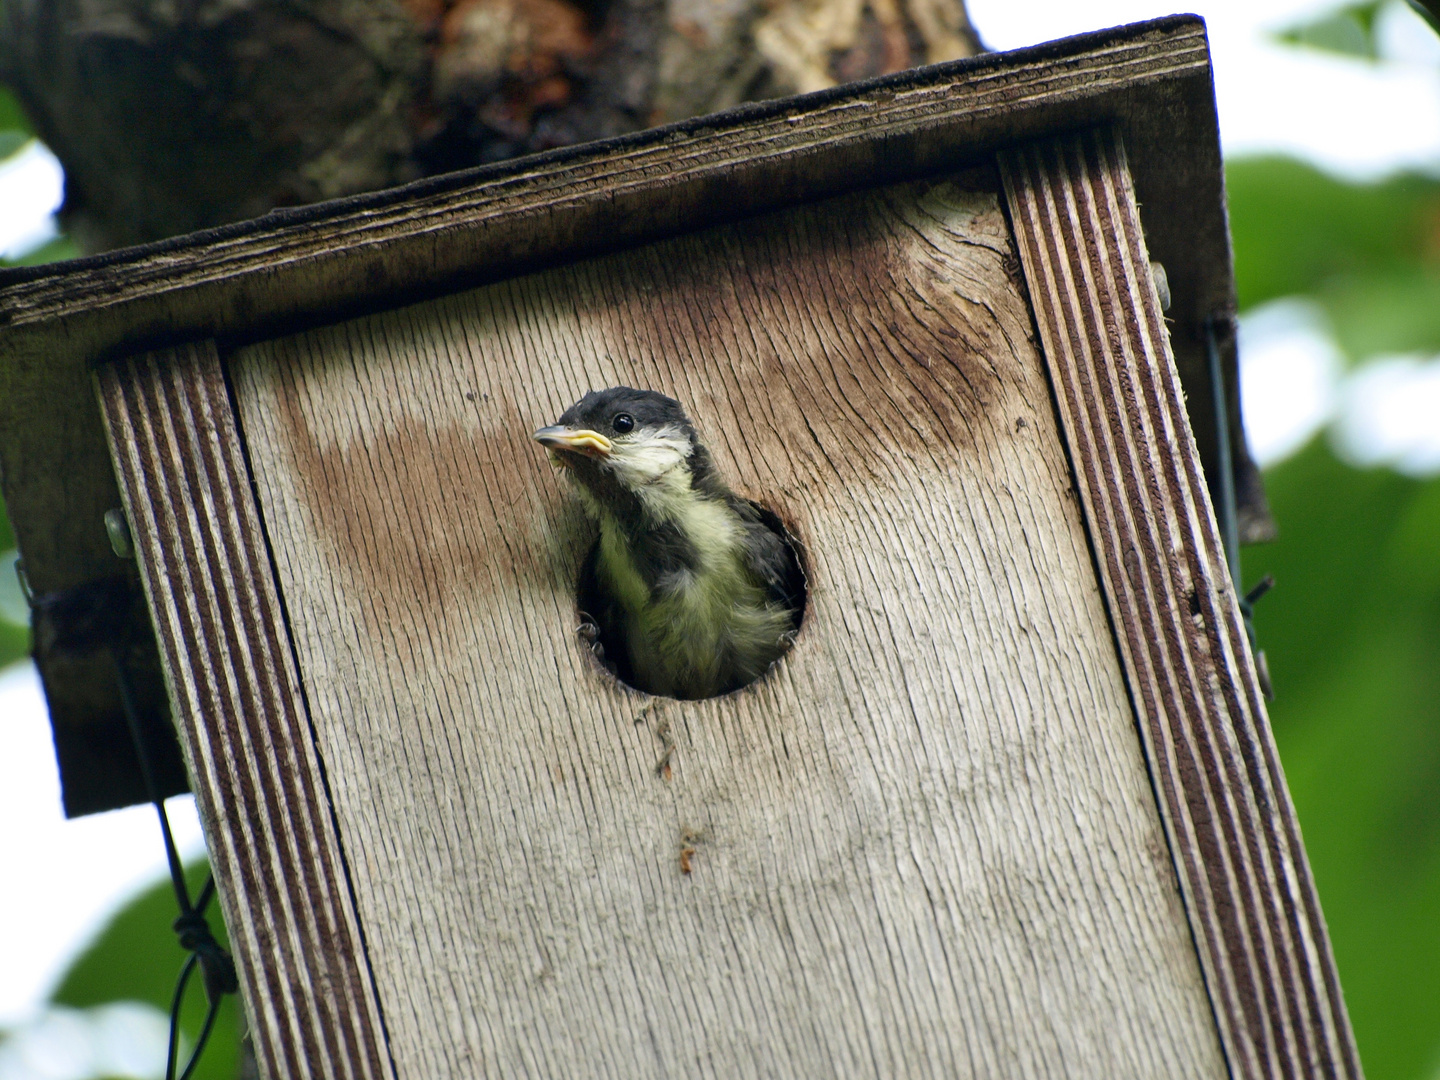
[604,424,693,488]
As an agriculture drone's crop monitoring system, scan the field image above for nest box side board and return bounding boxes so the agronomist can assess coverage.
[95,342,393,1080]
[999,129,1360,1080]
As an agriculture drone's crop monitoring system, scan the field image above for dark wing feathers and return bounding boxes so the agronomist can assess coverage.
[731,497,807,621]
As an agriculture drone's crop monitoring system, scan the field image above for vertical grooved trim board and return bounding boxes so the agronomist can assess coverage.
[998,129,1361,1080]
[96,342,395,1080]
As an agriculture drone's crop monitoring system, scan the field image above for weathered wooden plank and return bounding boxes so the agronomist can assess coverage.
[95,343,395,1080]
[229,172,1227,1077]
[0,21,1208,333]
[998,129,1360,1080]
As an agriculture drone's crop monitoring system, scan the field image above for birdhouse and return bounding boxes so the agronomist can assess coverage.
[0,17,1358,1079]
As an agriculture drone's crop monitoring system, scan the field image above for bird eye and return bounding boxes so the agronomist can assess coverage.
[613,413,635,434]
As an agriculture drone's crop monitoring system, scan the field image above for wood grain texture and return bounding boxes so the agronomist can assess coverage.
[998,129,1361,1080]
[95,343,395,1080]
[230,174,1228,1077]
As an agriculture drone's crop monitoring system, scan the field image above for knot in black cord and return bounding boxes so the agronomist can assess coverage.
[171,911,214,953]
[111,644,236,1080]
[172,911,239,1002]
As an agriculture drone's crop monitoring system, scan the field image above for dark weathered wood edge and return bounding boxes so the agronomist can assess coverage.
[95,342,396,1080]
[0,16,1202,306]
[998,129,1361,1080]
[0,19,1209,336]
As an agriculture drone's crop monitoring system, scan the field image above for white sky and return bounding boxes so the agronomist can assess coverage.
[970,0,1440,176]
[0,143,60,261]
[1,2,1439,1076]
[0,666,206,1021]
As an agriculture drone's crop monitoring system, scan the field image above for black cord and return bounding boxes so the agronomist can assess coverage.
[165,945,228,1080]
[111,643,238,1080]
[1206,318,1274,699]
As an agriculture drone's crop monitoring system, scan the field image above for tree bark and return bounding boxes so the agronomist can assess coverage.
[0,0,982,251]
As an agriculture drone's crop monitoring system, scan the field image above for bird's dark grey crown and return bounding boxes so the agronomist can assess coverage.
[557,387,694,436]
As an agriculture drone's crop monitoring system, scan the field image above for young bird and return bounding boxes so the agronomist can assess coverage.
[534,387,804,700]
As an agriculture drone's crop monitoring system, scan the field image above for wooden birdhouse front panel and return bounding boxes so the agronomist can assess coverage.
[217,172,1225,1076]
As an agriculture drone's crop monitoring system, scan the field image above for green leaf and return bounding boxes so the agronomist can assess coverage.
[0,130,28,162]
[1228,157,1440,359]
[0,86,34,135]
[0,614,28,668]
[1229,157,1440,306]
[2,233,80,268]
[0,500,26,667]
[1324,267,1440,358]
[1274,1,1384,58]
[1246,442,1440,1080]
[51,863,242,1080]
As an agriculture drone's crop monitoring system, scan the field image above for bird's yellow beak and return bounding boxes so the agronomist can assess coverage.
[533,425,613,459]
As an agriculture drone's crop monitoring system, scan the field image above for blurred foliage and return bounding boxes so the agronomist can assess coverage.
[52,863,242,1080]
[1247,444,1440,1080]
[0,505,26,668]
[0,86,74,272]
[1228,157,1440,361]
[0,85,34,185]
[0,86,33,136]
[1276,0,1388,57]
[4,234,81,266]
[1231,152,1440,1079]
[1239,83,1440,1080]
[1274,0,1440,56]
[0,130,28,160]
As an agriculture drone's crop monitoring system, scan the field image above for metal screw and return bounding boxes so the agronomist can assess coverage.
[1149,260,1172,312]
[105,508,135,560]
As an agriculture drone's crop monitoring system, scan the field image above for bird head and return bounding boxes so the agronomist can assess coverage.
[533,388,705,503]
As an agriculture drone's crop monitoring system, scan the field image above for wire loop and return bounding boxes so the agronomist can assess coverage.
[109,640,238,1080]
